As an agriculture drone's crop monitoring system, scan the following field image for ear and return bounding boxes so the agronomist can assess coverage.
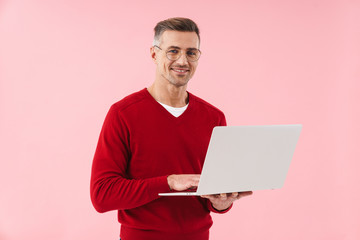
[150,46,157,63]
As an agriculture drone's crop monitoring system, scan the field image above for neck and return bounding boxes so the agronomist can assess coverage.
[147,81,188,108]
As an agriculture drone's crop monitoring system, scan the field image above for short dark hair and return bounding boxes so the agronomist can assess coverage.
[153,17,200,47]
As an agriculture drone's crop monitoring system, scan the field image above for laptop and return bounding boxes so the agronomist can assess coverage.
[159,124,302,196]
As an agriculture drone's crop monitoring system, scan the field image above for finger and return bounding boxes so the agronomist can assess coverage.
[231,192,239,198]
[191,176,200,183]
[201,195,217,201]
[235,191,253,199]
[220,193,227,198]
[238,191,253,197]
[200,195,211,199]
[189,174,201,180]
[191,180,199,187]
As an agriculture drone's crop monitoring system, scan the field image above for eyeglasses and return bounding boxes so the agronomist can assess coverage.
[154,45,201,62]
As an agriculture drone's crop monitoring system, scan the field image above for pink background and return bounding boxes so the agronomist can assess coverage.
[1,0,359,239]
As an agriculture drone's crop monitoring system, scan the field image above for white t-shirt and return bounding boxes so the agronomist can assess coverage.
[158,102,189,117]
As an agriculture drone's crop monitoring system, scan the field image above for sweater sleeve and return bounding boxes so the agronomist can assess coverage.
[207,200,233,214]
[90,105,170,213]
[219,111,227,127]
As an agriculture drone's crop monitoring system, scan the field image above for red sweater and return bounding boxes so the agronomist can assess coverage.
[90,88,231,240]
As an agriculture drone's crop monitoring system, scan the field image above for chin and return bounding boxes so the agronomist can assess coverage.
[168,78,190,87]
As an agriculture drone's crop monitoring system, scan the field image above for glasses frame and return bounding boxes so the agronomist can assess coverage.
[153,45,201,62]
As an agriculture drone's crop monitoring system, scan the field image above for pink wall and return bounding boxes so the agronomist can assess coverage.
[1,0,359,239]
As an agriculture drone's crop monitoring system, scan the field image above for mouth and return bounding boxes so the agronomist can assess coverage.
[171,68,190,74]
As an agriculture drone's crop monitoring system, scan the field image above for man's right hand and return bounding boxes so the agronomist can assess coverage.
[167,174,200,191]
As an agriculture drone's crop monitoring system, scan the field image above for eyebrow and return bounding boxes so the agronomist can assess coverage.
[167,46,199,51]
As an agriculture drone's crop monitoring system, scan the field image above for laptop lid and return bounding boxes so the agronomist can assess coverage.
[159,124,302,196]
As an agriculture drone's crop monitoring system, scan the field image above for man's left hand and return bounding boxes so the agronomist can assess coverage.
[201,191,253,211]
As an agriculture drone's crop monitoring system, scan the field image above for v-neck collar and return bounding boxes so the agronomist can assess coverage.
[143,88,193,121]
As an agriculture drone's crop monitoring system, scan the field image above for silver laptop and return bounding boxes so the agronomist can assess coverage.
[159,124,302,196]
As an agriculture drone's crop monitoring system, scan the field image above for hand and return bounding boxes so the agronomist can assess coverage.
[167,174,200,191]
[201,191,253,211]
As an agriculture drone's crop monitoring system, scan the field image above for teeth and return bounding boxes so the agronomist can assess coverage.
[173,69,187,73]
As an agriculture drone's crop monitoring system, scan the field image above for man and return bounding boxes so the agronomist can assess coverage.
[90,17,252,240]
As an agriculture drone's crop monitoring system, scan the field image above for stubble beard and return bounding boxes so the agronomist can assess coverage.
[164,71,191,88]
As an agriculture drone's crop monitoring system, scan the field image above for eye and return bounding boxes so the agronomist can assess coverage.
[168,49,179,54]
[187,51,196,56]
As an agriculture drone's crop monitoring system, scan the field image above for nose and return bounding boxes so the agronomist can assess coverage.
[175,50,189,65]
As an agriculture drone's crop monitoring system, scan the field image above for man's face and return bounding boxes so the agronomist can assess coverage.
[152,31,200,87]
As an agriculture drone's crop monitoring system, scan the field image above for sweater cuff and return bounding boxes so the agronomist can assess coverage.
[147,175,170,198]
[207,200,233,214]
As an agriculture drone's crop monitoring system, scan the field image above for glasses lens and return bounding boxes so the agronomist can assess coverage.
[186,50,200,61]
[166,49,180,61]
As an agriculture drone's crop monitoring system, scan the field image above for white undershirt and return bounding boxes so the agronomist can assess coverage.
[158,101,189,117]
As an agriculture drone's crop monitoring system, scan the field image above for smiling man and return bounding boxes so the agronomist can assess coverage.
[90,17,252,240]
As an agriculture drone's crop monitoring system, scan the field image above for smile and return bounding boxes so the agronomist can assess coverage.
[171,68,189,73]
